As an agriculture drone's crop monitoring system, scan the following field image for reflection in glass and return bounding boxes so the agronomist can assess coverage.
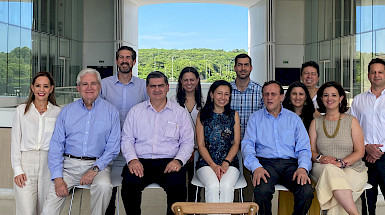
[0,1,8,23]
[375,29,385,57]
[373,1,385,30]
[21,1,33,29]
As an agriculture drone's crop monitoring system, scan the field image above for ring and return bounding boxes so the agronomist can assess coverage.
[174,167,177,169]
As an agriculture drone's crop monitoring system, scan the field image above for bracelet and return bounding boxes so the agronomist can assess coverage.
[222,159,231,165]
[336,159,347,169]
[316,154,323,163]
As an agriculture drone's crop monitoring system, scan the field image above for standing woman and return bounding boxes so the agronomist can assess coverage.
[283,81,315,131]
[11,72,61,215]
[196,80,241,204]
[171,66,203,202]
[309,82,367,215]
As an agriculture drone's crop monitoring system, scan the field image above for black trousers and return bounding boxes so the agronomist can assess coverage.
[253,157,314,215]
[361,154,385,215]
[121,158,187,215]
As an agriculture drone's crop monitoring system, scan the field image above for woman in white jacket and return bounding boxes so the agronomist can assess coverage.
[11,71,61,215]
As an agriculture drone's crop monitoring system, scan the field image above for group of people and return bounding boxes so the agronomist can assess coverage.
[10,45,385,215]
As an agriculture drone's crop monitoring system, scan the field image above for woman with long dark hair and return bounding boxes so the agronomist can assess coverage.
[195,80,241,206]
[283,81,315,131]
[11,72,61,215]
[170,66,203,201]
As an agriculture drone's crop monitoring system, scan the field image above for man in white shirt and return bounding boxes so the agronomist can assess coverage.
[350,58,385,215]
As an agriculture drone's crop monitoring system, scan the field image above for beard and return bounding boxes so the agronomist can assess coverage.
[119,63,132,73]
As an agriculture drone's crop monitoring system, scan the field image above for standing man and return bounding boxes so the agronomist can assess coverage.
[100,45,148,128]
[42,68,121,215]
[230,53,264,201]
[351,58,385,215]
[300,61,320,109]
[121,71,194,215]
[100,46,148,214]
[242,80,314,215]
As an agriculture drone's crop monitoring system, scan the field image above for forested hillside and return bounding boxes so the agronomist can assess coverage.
[138,48,247,82]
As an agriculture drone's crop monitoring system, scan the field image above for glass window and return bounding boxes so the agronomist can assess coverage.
[359,1,373,33]
[9,2,21,26]
[0,1,8,23]
[40,34,48,72]
[341,37,350,95]
[318,0,325,41]
[0,22,7,95]
[343,0,351,36]
[352,35,362,96]
[21,0,33,29]
[373,0,385,30]
[335,0,342,37]
[375,29,385,57]
[360,32,373,91]
[332,38,341,84]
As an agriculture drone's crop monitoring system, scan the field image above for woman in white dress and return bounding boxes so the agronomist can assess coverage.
[11,72,61,215]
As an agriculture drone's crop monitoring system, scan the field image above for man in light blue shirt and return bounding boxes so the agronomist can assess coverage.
[100,46,148,214]
[242,80,313,215]
[100,46,148,128]
[42,68,121,215]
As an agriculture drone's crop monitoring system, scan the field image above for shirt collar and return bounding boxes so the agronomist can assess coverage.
[263,105,284,118]
[80,97,100,109]
[145,98,172,112]
[115,73,135,85]
[367,88,385,96]
[231,79,254,91]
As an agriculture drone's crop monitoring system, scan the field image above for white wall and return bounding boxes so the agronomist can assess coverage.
[82,0,115,68]
[249,0,268,85]
[275,0,305,68]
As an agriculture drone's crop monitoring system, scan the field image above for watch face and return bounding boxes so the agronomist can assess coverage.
[92,166,98,171]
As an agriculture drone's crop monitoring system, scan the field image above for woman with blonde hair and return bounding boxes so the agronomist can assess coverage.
[11,72,61,215]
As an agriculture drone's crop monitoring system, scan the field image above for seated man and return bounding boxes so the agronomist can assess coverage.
[242,80,314,215]
[121,71,194,215]
[42,68,121,215]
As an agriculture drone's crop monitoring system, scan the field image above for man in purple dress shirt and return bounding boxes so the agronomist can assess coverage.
[120,71,194,215]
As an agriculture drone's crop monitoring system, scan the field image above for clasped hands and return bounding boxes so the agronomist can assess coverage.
[128,159,182,178]
[252,167,310,187]
[210,161,230,181]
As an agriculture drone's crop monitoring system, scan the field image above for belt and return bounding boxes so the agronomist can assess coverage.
[64,154,97,161]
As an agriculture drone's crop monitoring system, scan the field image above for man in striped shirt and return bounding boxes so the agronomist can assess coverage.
[230,53,264,201]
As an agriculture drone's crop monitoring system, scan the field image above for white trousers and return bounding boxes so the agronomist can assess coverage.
[41,157,112,215]
[14,150,50,215]
[197,166,239,203]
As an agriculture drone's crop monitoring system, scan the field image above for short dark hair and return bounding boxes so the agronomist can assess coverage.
[368,58,385,72]
[316,81,348,113]
[301,61,319,77]
[262,80,284,95]
[234,53,252,67]
[146,71,168,86]
[116,46,136,61]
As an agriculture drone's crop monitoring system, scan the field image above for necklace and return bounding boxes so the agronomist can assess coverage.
[323,114,341,138]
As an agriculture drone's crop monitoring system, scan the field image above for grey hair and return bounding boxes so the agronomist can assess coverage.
[76,68,102,86]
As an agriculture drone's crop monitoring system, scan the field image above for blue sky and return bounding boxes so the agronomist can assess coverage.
[138,3,248,51]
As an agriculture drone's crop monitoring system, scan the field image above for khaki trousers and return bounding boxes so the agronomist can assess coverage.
[41,157,112,215]
[15,150,50,215]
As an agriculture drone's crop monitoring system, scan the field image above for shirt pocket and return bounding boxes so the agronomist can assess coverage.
[94,121,108,137]
[44,118,57,133]
[165,121,180,140]
[281,129,295,147]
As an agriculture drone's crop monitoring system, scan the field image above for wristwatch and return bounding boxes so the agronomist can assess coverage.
[316,154,323,163]
[91,166,99,172]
